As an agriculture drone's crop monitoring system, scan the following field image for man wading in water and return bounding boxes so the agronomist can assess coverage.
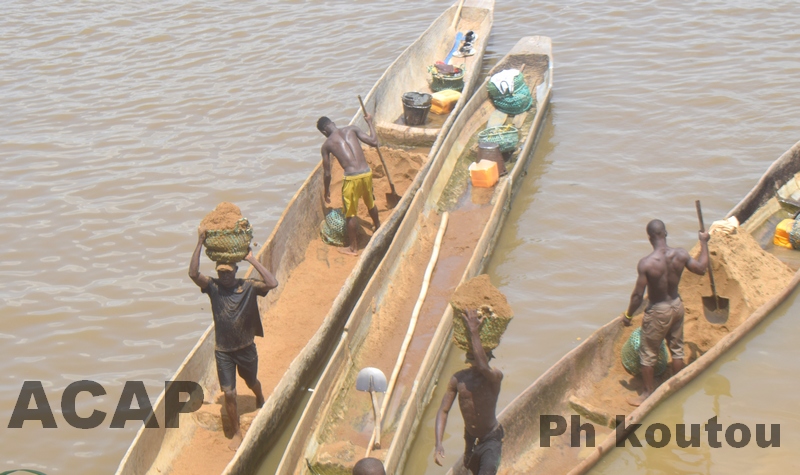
[189,228,279,449]
[622,219,709,406]
[434,309,504,475]
[317,114,381,256]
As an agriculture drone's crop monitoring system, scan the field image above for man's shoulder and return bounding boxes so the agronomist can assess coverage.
[667,246,691,262]
[202,278,219,293]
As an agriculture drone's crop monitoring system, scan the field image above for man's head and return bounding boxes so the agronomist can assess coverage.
[646,219,667,244]
[465,349,494,364]
[352,457,386,475]
[317,116,334,137]
[216,262,238,287]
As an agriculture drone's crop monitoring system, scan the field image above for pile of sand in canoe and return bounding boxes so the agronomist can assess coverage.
[593,228,794,417]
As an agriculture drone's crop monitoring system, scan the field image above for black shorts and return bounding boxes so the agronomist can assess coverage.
[215,343,259,392]
[464,424,504,475]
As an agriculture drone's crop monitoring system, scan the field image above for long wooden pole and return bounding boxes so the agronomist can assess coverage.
[365,212,450,455]
[451,0,465,30]
[358,95,398,197]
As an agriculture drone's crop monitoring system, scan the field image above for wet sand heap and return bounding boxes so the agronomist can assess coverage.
[451,274,514,352]
[680,228,795,361]
[200,201,244,230]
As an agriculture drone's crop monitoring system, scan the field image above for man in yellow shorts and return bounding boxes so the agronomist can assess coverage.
[317,114,381,255]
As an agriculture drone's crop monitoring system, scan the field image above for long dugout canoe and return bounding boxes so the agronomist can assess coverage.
[114,2,494,475]
[277,35,553,475]
[451,139,800,475]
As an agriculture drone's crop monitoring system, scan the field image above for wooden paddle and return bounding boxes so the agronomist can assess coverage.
[358,95,400,208]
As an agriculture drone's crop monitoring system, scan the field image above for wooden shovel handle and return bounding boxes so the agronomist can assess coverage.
[357,95,397,194]
[695,200,720,300]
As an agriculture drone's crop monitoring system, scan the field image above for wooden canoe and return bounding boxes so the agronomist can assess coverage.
[277,36,553,475]
[114,2,494,475]
[448,139,800,475]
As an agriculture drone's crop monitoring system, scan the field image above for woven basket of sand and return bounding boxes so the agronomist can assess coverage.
[451,274,514,352]
[200,202,253,264]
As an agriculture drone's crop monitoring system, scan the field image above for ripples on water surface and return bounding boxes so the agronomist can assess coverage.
[1,1,799,473]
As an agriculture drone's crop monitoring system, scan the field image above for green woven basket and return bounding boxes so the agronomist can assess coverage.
[320,209,347,247]
[452,305,513,353]
[487,72,534,115]
[477,125,520,153]
[429,65,465,92]
[621,327,669,376]
[789,218,800,249]
[204,218,253,264]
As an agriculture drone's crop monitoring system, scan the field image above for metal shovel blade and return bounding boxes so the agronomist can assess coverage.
[356,367,387,393]
[702,295,729,324]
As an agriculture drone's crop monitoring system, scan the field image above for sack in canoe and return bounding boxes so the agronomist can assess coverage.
[487,69,534,115]
[621,327,669,376]
[320,209,347,247]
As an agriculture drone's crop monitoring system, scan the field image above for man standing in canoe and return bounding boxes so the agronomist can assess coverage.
[189,228,279,449]
[434,309,504,475]
[317,114,381,256]
[622,219,709,406]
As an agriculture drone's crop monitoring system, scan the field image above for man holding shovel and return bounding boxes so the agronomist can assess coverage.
[317,114,381,256]
[189,228,279,449]
[434,309,504,475]
[621,219,709,406]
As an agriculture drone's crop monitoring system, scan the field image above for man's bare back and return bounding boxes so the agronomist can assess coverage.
[318,115,377,176]
[321,125,374,174]
[623,219,709,317]
[638,246,691,304]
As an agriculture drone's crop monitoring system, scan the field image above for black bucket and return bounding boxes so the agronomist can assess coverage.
[402,92,432,126]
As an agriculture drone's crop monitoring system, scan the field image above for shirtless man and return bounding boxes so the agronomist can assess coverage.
[189,228,279,449]
[434,309,504,475]
[317,115,381,255]
[622,219,709,406]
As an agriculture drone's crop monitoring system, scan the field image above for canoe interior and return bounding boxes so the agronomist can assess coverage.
[278,36,552,475]
[114,3,494,475]
[367,2,494,149]
[451,139,800,475]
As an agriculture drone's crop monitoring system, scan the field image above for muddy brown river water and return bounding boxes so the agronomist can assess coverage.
[2,1,800,474]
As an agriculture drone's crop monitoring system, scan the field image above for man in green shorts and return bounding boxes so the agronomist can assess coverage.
[317,114,381,255]
[189,228,279,449]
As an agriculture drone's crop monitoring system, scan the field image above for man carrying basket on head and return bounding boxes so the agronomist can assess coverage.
[317,114,381,256]
[434,309,504,475]
[189,228,279,450]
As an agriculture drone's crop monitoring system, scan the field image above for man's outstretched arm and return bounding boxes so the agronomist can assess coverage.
[321,145,332,204]
[685,231,710,275]
[189,228,210,290]
[622,259,648,326]
[464,309,503,384]
[434,375,458,466]
[354,113,378,148]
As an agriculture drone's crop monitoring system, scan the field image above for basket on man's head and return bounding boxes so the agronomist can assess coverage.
[200,202,254,265]
[450,274,514,355]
